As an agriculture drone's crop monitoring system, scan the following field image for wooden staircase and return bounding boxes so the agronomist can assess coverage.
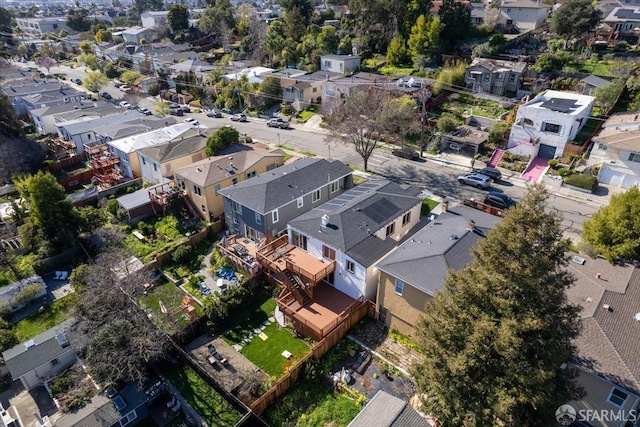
[487,147,506,168]
[282,269,311,306]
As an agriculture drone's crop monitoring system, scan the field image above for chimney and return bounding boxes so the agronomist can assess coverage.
[467,220,476,231]
[602,304,612,312]
[441,200,448,212]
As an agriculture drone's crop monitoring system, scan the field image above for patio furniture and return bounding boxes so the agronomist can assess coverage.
[281,350,292,359]
[207,355,218,366]
[207,344,216,354]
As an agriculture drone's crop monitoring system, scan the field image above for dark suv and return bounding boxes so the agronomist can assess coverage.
[392,148,420,160]
[484,192,516,209]
[477,167,502,181]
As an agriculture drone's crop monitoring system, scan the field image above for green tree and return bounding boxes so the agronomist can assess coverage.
[283,7,306,41]
[438,0,472,52]
[168,4,189,33]
[258,76,282,109]
[317,25,339,54]
[402,0,433,39]
[327,89,417,171]
[0,318,18,352]
[198,0,236,37]
[594,78,625,114]
[264,20,287,65]
[103,62,120,79]
[78,53,100,71]
[154,101,170,116]
[120,70,142,86]
[532,51,573,72]
[147,83,160,98]
[412,183,582,426]
[437,115,457,133]
[582,186,640,261]
[349,0,406,54]
[278,0,313,21]
[35,56,57,74]
[386,35,408,67]
[206,126,240,156]
[550,0,601,39]
[82,71,108,92]
[18,171,80,253]
[94,29,113,43]
[488,122,512,145]
[433,60,467,94]
[0,7,15,34]
[67,9,91,32]
[407,15,443,61]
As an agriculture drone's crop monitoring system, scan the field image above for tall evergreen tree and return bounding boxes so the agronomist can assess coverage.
[412,183,582,426]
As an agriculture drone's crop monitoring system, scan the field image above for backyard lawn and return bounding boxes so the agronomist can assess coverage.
[14,294,76,341]
[162,364,242,426]
[221,295,276,344]
[139,283,204,333]
[240,322,310,377]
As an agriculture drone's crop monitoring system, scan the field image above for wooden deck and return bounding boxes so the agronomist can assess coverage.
[256,236,334,284]
[217,235,260,275]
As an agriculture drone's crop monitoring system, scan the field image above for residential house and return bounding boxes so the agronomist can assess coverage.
[565,254,640,427]
[320,54,361,74]
[498,0,551,32]
[581,75,610,95]
[136,128,209,185]
[279,70,342,109]
[15,17,69,37]
[151,50,199,76]
[219,158,353,241]
[55,110,146,154]
[174,144,286,222]
[168,59,216,84]
[602,6,640,44]
[223,66,275,85]
[465,58,527,97]
[375,205,500,338]
[116,187,155,224]
[141,10,169,28]
[120,27,153,45]
[2,318,77,390]
[286,179,422,302]
[508,90,594,159]
[55,378,163,427]
[0,275,47,315]
[591,112,640,188]
[3,81,84,116]
[93,115,178,144]
[322,72,390,113]
[30,101,118,135]
[348,390,432,427]
[107,123,193,179]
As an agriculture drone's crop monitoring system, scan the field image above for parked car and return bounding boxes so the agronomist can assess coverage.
[185,117,199,126]
[266,118,290,129]
[137,107,152,115]
[100,91,112,100]
[476,167,502,182]
[113,79,123,88]
[180,105,191,113]
[272,110,282,118]
[231,113,247,122]
[207,109,222,118]
[170,108,184,116]
[119,101,132,109]
[458,173,492,189]
[72,78,82,85]
[119,85,132,92]
[484,192,517,210]
[167,102,180,109]
[392,148,420,160]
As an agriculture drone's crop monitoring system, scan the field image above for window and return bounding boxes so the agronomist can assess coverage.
[496,72,504,81]
[346,259,355,273]
[142,157,146,165]
[153,163,157,172]
[232,200,242,213]
[51,358,59,366]
[402,212,411,226]
[232,177,238,185]
[255,212,261,224]
[394,279,404,295]
[193,185,202,196]
[120,410,137,426]
[483,73,490,82]
[386,222,395,237]
[322,245,335,260]
[523,118,534,126]
[312,87,317,93]
[87,133,91,140]
[201,204,206,212]
[214,184,221,194]
[297,197,304,208]
[293,232,307,250]
[330,180,339,193]
[312,189,321,202]
[629,152,640,162]
[542,122,561,134]
[272,209,279,223]
[509,74,516,82]
[607,388,629,407]
[247,171,256,179]
[178,180,185,189]
[506,7,511,12]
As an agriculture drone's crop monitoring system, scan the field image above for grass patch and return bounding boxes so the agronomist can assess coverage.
[222,296,276,344]
[275,144,316,157]
[388,328,421,353]
[421,198,439,216]
[162,240,212,280]
[139,283,204,333]
[353,175,368,185]
[240,322,310,377]
[564,61,612,77]
[162,364,241,426]
[296,105,318,122]
[362,55,386,72]
[572,118,600,145]
[379,65,415,76]
[14,294,77,341]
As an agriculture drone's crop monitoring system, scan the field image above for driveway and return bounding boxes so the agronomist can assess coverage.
[0,381,60,426]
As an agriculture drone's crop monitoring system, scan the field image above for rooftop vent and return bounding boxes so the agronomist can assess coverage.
[24,339,36,350]
[635,313,640,321]
[450,234,458,240]
[321,214,330,227]
[56,333,69,348]
[196,167,202,172]
[603,304,612,312]
[467,220,476,231]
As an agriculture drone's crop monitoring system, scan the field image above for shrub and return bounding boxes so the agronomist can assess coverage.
[564,173,598,191]
[547,159,558,168]
[50,375,74,396]
[558,167,569,177]
[172,244,192,263]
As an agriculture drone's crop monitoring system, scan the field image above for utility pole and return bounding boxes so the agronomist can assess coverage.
[418,88,432,158]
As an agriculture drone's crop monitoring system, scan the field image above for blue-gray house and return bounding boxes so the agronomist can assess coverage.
[219,158,353,241]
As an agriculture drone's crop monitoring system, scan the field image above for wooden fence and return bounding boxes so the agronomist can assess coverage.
[42,153,88,174]
[249,300,375,415]
[146,225,213,271]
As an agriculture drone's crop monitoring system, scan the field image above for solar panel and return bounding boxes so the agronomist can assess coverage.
[361,197,400,224]
[113,395,126,411]
[540,98,578,113]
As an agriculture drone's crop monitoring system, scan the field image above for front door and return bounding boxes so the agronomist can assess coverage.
[245,225,257,242]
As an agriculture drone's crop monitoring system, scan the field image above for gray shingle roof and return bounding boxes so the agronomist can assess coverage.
[348,390,429,427]
[288,180,421,266]
[0,275,46,307]
[581,75,610,88]
[2,318,76,380]
[117,187,151,211]
[137,129,208,163]
[377,206,500,296]
[219,158,352,214]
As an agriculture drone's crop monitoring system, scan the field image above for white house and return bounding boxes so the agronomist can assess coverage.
[15,17,69,37]
[498,0,551,32]
[591,112,640,188]
[2,318,77,390]
[223,66,275,85]
[287,179,422,301]
[107,123,194,179]
[141,11,169,28]
[320,54,361,75]
[508,90,594,159]
[120,27,153,44]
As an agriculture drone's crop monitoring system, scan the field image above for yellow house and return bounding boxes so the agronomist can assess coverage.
[375,205,500,338]
[173,144,285,222]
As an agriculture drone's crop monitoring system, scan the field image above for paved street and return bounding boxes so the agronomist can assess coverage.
[18,61,607,238]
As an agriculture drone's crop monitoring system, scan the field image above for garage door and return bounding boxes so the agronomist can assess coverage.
[538,144,556,159]
[599,168,624,187]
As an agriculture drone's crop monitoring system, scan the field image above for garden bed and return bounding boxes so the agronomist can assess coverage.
[436,93,511,120]
[139,283,204,333]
